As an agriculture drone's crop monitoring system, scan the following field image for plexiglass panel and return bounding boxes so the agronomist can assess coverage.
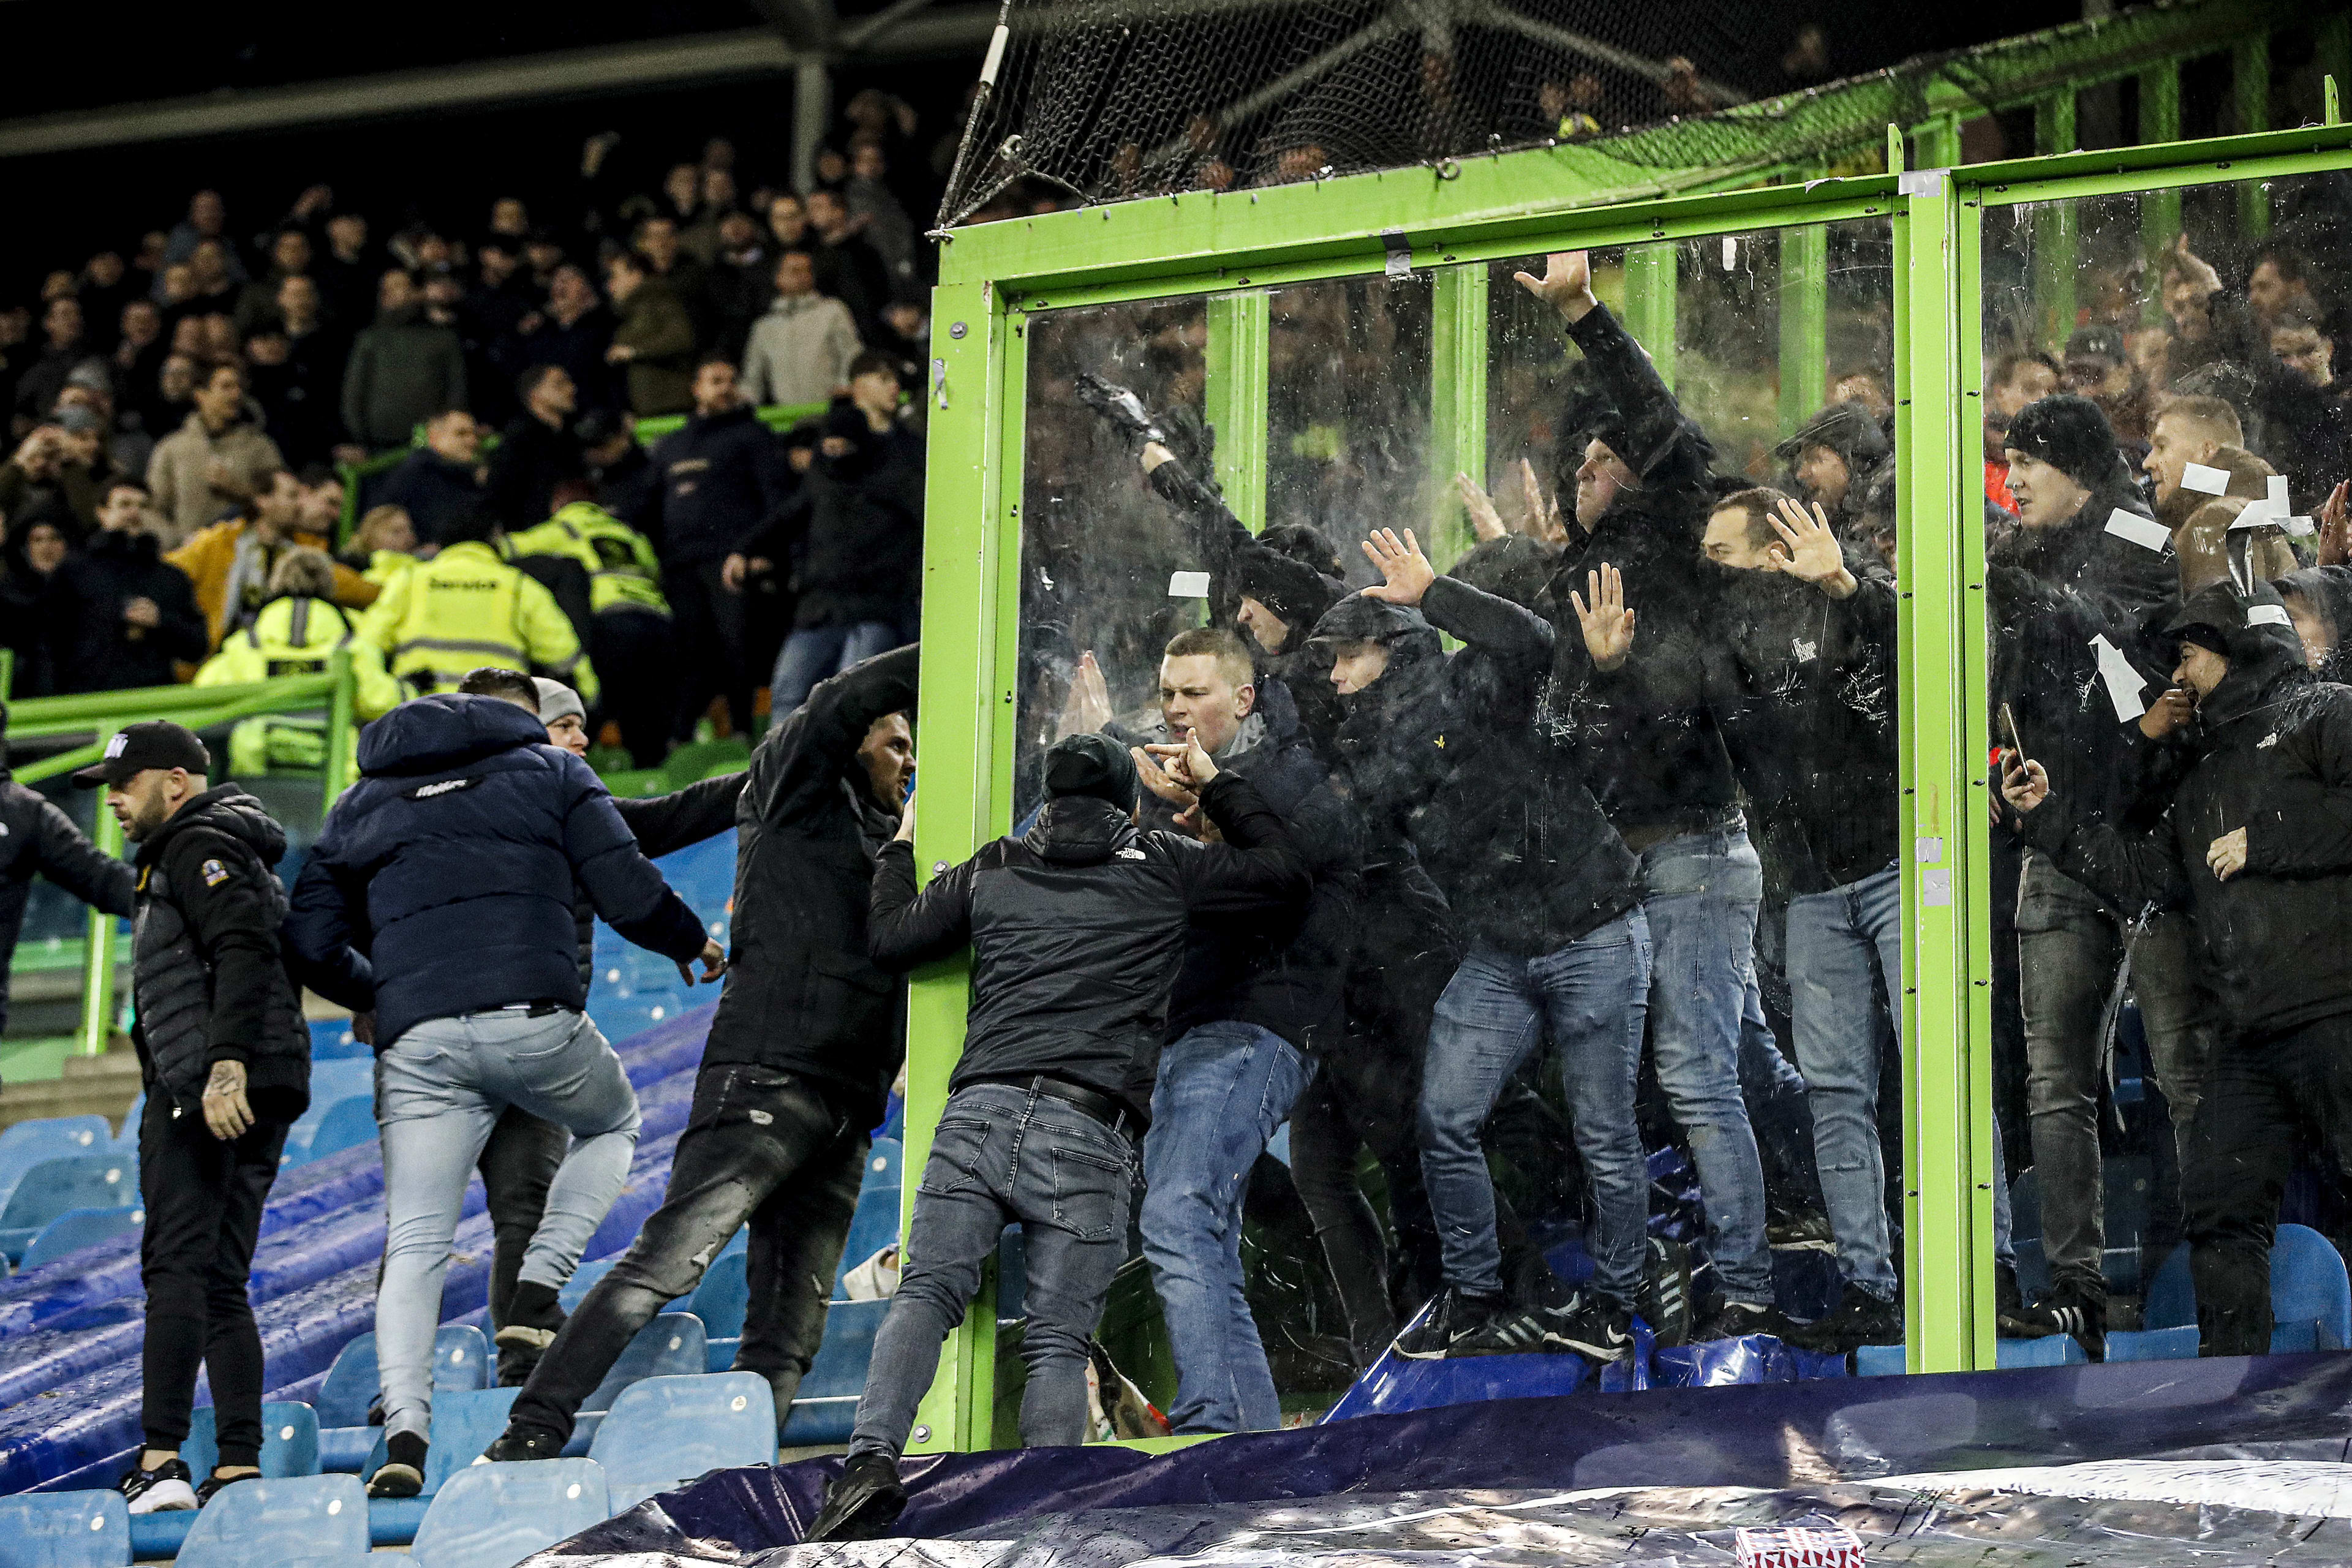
[1984,172,2352,1366]
[1010,216,1903,1437]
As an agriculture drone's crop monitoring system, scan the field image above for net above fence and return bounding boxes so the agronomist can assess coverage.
[936,0,2308,228]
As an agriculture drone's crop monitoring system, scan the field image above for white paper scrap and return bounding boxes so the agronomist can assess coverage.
[2092,633,2147,722]
[2105,509,2171,552]
[1168,570,1212,598]
[2249,603,2293,628]
[2286,516,2316,538]
[2182,461,2231,496]
[2270,475,2291,508]
[2230,498,2280,529]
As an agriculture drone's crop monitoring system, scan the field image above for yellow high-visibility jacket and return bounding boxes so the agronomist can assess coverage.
[356,540,599,703]
[506,503,671,619]
[194,594,405,719]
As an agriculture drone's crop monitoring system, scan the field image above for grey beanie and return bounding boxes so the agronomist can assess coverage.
[534,677,587,727]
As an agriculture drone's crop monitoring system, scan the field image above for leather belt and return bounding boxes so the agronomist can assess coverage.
[986,1075,1143,1143]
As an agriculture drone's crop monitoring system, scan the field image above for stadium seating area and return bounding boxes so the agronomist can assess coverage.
[0,823,910,1559]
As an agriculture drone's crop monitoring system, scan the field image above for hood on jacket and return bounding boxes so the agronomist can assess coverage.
[1774,401,1891,469]
[1306,592,1444,671]
[138,783,288,870]
[357,692,548,778]
[2168,578,2312,734]
[2275,566,2352,677]
[1021,793,1139,866]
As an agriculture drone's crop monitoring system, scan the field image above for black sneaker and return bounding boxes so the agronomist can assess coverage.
[117,1456,197,1514]
[1786,1283,1903,1354]
[1694,1298,1798,1343]
[195,1471,260,1507]
[495,1280,567,1355]
[2000,1276,2106,1360]
[1540,1295,1636,1363]
[808,1453,907,1542]
[1996,1262,2023,1316]
[1391,1286,1500,1360]
[482,1424,567,1463]
[1446,1303,1556,1357]
[1766,1208,1840,1254]
[367,1431,428,1499]
[1635,1235,1695,1348]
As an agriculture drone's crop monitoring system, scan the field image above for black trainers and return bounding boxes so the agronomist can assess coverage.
[194,1471,259,1507]
[1766,1208,1840,1254]
[367,1431,428,1499]
[1391,1286,1501,1360]
[495,1280,567,1355]
[2000,1276,2106,1360]
[1695,1298,1798,1343]
[1540,1294,1636,1363]
[1635,1235,1695,1349]
[808,1453,907,1542]
[1446,1303,1557,1357]
[482,1424,567,1463]
[1996,1262,2024,1316]
[117,1456,197,1514]
[1787,1283,1903,1354]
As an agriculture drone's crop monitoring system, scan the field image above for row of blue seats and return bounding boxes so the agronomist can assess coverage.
[6,1370,774,1567]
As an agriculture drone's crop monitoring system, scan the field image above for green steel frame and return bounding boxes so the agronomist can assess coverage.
[907,111,2352,1449]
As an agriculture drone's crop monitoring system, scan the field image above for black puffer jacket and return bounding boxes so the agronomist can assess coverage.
[2020,579,2352,1044]
[868,771,1309,1123]
[701,644,917,1126]
[571,771,748,988]
[129,786,310,1120]
[51,530,209,695]
[0,769,134,1038]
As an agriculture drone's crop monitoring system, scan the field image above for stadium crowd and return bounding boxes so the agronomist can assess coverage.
[0,103,946,761]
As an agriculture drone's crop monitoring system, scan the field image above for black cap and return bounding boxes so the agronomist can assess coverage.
[71,720,209,787]
[1042,733,1138,815]
[573,407,628,447]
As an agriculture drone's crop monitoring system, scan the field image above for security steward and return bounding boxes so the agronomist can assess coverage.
[81,723,311,1515]
[505,500,675,767]
[356,508,597,702]
[194,548,404,774]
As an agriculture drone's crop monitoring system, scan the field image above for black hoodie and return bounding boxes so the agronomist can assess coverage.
[2020,579,2352,1044]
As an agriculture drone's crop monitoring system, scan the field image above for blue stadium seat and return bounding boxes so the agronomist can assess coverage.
[175,1474,369,1567]
[589,1372,776,1512]
[687,1250,749,1342]
[18,1204,141,1272]
[594,992,688,1041]
[409,1458,608,1568]
[309,1019,372,1060]
[559,1257,617,1311]
[863,1137,902,1191]
[0,1153,138,1261]
[780,1298,888,1444]
[833,1185,902,1298]
[1853,1336,2087,1376]
[182,1401,321,1480]
[304,1095,379,1162]
[361,1387,521,1501]
[2143,1226,2350,1352]
[307,1057,376,1109]
[2105,1324,2202,1362]
[582,1313,706,1414]
[317,1325,489,1428]
[111,1093,142,1148]
[0,1490,130,1567]
[0,1117,115,1208]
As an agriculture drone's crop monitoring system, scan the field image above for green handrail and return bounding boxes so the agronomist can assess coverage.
[4,660,359,1055]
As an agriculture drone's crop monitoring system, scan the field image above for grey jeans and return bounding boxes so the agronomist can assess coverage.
[848,1082,1139,1460]
[375,1006,642,1440]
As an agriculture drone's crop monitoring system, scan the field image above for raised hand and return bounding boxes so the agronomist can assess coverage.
[1074,372,1167,447]
[1455,473,1507,542]
[2000,753,2049,814]
[1568,563,1637,670]
[1129,744,1199,809]
[1055,651,1114,739]
[1768,496,1857,598]
[1518,456,1566,545]
[1360,527,1436,606]
[1145,728,1219,790]
[2318,480,2350,568]
[1512,251,1597,322]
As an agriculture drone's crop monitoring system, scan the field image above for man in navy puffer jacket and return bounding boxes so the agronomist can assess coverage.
[287,692,723,1496]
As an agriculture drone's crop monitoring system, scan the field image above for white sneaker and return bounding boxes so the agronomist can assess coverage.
[119,1457,198,1513]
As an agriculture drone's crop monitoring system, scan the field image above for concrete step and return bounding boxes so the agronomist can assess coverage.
[0,1044,141,1134]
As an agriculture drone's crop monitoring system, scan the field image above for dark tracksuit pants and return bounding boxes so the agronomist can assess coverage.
[664,561,752,742]
[138,1094,288,1466]
[480,1107,570,1384]
[2187,1012,2352,1357]
[508,1063,865,1440]
[591,607,679,770]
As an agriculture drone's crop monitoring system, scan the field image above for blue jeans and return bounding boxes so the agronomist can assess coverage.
[769,617,912,720]
[1787,865,1903,1299]
[1418,911,1653,1304]
[848,1082,1138,1460]
[375,1006,642,1441]
[1641,826,1775,1303]
[1140,1022,1313,1434]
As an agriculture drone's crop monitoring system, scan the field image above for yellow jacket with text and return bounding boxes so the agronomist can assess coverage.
[505,503,671,619]
[195,594,405,719]
[356,540,599,702]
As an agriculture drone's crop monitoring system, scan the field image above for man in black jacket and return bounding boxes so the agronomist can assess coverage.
[1988,393,2182,1356]
[75,723,309,1514]
[484,644,916,1463]
[1516,252,1789,1338]
[2002,579,2352,1355]
[485,365,584,530]
[0,705,134,1054]
[646,356,790,739]
[809,728,1306,1540]
[1314,531,1649,1363]
[53,480,209,693]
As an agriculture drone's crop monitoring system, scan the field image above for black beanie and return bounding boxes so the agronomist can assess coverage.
[2003,394,2122,492]
[1043,732,1139,815]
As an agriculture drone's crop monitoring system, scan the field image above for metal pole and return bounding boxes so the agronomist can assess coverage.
[1429,265,1489,563]
[323,650,357,813]
[78,805,126,1059]
[2236,36,2272,236]
[2033,93,2079,350]
[1778,224,1830,438]
[1204,292,1270,532]
[1620,243,1677,393]
[793,59,834,195]
[2138,61,2182,325]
